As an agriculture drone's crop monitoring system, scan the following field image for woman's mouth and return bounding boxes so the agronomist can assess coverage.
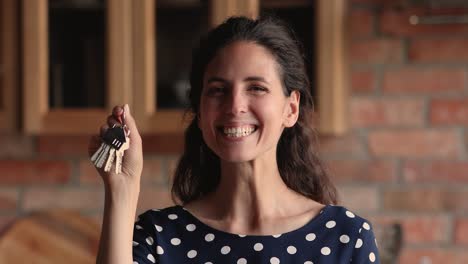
[219,125,258,138]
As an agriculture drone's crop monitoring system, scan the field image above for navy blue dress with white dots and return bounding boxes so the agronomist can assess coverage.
[132,205,380,263]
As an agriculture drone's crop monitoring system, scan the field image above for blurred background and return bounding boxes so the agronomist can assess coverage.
[1,0,468,263]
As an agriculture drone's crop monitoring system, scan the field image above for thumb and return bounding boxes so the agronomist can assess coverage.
[123,104,142,143]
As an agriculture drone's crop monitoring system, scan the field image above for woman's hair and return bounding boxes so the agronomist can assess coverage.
[171,16,337,205]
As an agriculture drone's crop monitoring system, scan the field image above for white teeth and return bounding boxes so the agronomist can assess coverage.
[222,126,256,138]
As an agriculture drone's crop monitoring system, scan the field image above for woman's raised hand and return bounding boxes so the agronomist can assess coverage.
[89,104,143,190]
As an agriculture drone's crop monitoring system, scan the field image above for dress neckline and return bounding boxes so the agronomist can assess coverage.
[175,204,332,239]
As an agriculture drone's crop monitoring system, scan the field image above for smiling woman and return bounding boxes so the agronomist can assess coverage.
[92,16,380,264]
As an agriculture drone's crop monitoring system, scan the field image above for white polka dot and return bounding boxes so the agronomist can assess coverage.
[133,261,138,264]
[321,247,331,255]
[238,234,246,237]
[146,236,154,245]
[147,254,156,263]
[355,238,363,248]
[156,246,164,255]
[369,252,376,262]
[205,262,213,264]
[363,222,371,230]
[272,234,282,238]
[132,241,139,246]
[187,250,197,258]
[304,262,313,264]
[375,238,379,248]
[270,257,280,264]
[325,221,336,228]
[346,210,355,218]
[254,243,263,251]
[305,233,316,241]
[287,246,297,254]
[221,246,231,254]
[237,258,247,264]
[359,228,362,233]
[135,225,143,230]
[171,238,181,245]
[168,214,178,220]
[155,224,163,232]
[205,233,215,242]
[186,224,196,231]
[340,235,350,243]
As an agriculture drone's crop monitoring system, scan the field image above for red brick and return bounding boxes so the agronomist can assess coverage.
[142,134,184,154]
[399,248,468,264]
[351,69,375,93]
[79,160,102,185]
[327,159,396,183]
[137,187,175,215]
[382,67,465,94]
[350,97,425,127]
[430,98,468,125]
[141,157,166,184]
[350,39,403,64]
[372,215,451,244]
[369,129,460,158]
[380,8,468,37]
[80,158,166,185]
[0,160,71,184]
[383,188,468,213]
[410,39,468,63]
[337,185,379,212]
[0,190,18,210]
[465,131,468,151]
[319,133,366,158]
[349,9,373,37]
[455,218,468,245]
[0,134,34,158]
[38,135,91,156]
[403,161,468,184]
[23,188,103,211]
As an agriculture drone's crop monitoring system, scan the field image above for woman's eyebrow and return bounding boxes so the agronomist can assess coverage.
[244,76,270,84]
[206,76,270,84]
[206,77,227,84]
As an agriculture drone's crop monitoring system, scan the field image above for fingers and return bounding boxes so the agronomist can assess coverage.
[123,104,142,143]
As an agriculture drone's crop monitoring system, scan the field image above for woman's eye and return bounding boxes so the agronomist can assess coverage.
[249,85,268,93]
[205,87,225,96]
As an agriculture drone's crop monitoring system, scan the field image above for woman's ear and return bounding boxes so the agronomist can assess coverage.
[284,90,300,128]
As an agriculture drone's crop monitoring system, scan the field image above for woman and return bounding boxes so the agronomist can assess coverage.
[93,16,379,264]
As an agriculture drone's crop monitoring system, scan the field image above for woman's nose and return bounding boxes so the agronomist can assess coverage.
[225,90,247,115]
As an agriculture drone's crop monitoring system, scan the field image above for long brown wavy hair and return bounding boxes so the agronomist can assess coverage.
[171,16,337,206]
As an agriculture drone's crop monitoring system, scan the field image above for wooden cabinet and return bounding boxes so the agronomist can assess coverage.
[0,0,18,132]
[18,0,347,135]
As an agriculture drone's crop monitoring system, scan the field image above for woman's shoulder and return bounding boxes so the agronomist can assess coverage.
[322,204,375,233]
[137,205,185,222]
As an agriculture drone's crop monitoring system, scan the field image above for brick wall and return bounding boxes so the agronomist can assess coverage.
[1,0,468,263]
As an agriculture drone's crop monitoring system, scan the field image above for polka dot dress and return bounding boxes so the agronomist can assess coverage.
[132,205,380,263]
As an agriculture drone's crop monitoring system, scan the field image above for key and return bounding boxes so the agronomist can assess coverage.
[115,138,130,174]
[96,144,111,168]
[102,126,126,150]
[90,142,106,163]
[103,148,116,172]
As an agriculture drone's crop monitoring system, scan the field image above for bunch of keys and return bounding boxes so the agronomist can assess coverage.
[90,114,130,174]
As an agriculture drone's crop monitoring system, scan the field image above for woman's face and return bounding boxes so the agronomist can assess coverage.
[199,41,299,163]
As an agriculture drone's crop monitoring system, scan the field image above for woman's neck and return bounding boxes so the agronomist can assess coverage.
[197,158,317,232]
